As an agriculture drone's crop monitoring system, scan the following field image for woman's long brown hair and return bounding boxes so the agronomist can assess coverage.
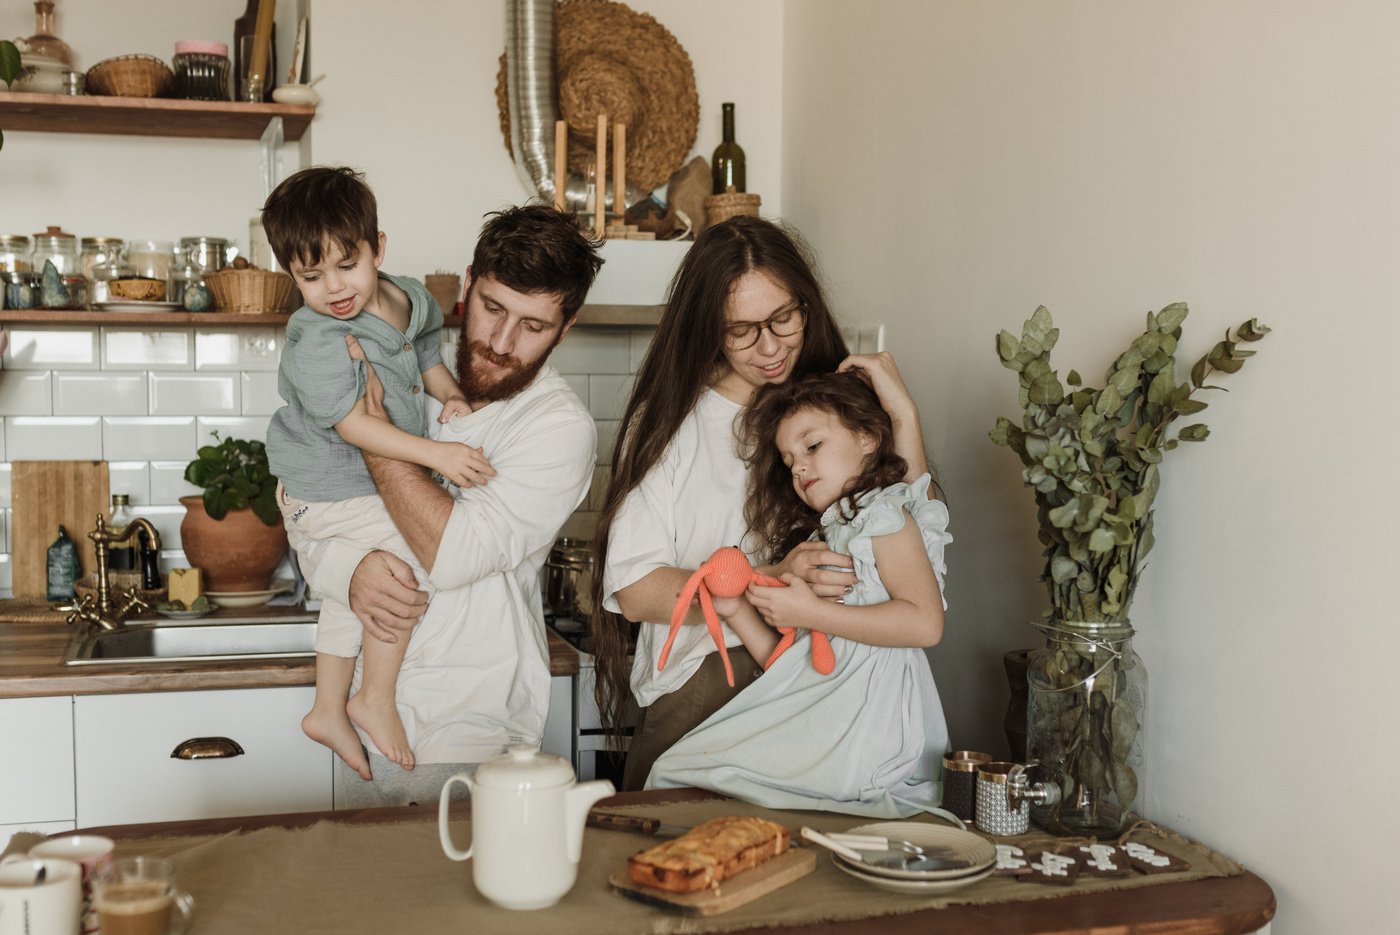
[741,372,908,560]
[586,217,849,737]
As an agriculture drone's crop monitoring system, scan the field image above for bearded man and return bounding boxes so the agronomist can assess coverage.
[292,204,603,804]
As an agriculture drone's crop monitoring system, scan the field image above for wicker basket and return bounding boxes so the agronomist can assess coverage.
[703,190,761,228]
[86,54,174,98]
[204,267,296,314]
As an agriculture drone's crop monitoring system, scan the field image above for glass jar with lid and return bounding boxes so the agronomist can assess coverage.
[80,237,126,281]
[87,244,136,306]
[178,236,232,274]
[0,235,32,273]
[30,226,79,276]
[173,40,232,101]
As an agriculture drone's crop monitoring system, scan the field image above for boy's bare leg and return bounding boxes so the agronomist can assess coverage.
[302,653,372,780]
[347,626,415,769]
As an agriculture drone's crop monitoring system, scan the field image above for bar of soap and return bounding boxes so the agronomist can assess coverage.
[168,568,203,605]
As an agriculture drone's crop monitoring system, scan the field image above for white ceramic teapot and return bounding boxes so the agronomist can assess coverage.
[438,746,614,910]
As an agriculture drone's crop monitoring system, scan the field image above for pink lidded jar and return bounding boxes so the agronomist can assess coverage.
[173,40,231,101]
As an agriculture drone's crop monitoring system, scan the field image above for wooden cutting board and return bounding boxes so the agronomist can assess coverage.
[11,461,110,598]
[608,847,816,916]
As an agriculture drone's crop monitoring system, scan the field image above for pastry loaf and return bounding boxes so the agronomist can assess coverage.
[627,816,790,893]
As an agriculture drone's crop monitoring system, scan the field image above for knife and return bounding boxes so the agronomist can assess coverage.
[586,809,690,837]
[585,810,808,847]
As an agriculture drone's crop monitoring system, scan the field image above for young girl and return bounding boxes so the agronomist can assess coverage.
[646,372,954,818]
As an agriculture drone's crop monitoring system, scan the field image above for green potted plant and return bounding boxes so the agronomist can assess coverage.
[180,432,288,593]
[990,303,1268,834]
[2,39,21,152]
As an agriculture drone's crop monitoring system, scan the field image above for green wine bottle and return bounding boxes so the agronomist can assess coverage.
[711,102,747,195]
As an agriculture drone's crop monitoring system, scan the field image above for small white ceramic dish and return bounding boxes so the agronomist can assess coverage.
[206,579,294,608]
[832,856,996,894]
[832,822,997,881]
[156,603,219,621]
[271,83,319,106]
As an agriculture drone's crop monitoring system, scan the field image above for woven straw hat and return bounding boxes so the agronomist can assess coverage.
[496,0,699,193]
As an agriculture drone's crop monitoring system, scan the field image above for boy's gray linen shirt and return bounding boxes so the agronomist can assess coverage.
[268,272,445,502]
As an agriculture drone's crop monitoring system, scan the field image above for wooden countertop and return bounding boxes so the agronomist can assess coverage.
[0,601,579,698]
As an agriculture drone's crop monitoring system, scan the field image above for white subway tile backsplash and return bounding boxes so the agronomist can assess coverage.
[2,328,99,371]
[150,372,239,416]
[0,419,5,460]
[587,374,632,421]
[240,372,282,415]
[196,416,271,445]
[589,465,609,511]
[102,417,196,461]
[195,328,283,372]
[53,371,146,416]
[595,419,619,468]
[551,329,632,375]
[558,511,598,540]
[101,329,193,371]
[1,508,7,552]
[560,373,589,407]
[0,372,53,415]
[0,464,10,507]
[7,417,103,459]
[151,461,200,505]
[108,462,151,505]
[0,554,10,591]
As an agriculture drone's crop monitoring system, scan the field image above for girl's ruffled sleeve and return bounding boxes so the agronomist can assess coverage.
[842,474,952,605]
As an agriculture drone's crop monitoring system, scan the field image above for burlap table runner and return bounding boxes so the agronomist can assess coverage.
[5,798,1242,934]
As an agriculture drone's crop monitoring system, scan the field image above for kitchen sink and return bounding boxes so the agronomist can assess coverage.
[63,618,317,666]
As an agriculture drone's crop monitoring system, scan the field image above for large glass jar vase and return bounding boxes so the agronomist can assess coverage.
[1026,620,1146,835]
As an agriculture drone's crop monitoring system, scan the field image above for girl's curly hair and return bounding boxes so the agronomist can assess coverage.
[740,372,908,560]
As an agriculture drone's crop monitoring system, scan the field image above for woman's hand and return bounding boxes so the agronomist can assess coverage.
[748,574,825,630]
[764,540,855,600]
[838,351,929,482]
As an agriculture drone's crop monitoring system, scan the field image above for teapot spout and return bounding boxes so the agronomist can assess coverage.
[565,780,615,863]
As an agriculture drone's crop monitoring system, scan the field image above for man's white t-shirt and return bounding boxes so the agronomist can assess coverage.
[299,365,596,763]
[602,388,761,708]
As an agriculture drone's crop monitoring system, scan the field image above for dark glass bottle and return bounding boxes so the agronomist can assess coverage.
[711,102,747,195]
[108,494,136,572]
[233,0,277,102]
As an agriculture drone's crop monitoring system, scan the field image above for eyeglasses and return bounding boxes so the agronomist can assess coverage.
[723,303,807,350]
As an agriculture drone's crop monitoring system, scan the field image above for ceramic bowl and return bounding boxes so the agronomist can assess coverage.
[271,83,319,106]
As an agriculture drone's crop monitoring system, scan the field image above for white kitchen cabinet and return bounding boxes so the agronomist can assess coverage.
[0,695,76,852]
[541,674,573,764]
[73,687,332,827]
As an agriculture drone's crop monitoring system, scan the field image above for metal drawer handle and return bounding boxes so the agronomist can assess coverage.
[170,737,246,760]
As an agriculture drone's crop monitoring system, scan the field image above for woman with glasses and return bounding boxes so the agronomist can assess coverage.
[587,216,930,789]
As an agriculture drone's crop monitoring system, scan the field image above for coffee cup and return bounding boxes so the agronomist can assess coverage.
[92,857,194,935]
[975,760,1031,836]
[0,856,82,935]
[28,835,114,935]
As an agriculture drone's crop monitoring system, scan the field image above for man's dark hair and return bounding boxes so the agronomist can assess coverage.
[470,203,604,321]
[261,166,378,270]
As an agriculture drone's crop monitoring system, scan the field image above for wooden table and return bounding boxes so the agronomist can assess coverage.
[73,789,1275,935]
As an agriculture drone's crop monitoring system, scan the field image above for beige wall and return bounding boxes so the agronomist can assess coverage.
[782,1,1400,931]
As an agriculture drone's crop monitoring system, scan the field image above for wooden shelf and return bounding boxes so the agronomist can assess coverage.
[444,304,664,329]
[0,91,314,141]
[0,310,290,327]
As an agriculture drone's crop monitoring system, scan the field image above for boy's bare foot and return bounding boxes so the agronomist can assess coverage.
[302,707,372,780]
[347,692,415,770]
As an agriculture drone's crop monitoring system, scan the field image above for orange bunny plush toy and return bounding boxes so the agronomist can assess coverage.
[658,546,836,686]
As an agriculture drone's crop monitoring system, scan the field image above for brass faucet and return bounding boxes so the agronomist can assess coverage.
[66,513,163,632]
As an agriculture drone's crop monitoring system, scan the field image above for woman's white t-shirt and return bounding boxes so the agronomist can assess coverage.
[602,388,762,707]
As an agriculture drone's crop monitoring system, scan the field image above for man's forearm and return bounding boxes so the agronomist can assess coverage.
[366,454,454,572]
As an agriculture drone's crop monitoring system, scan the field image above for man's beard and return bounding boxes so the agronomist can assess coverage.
[455,337,556,404]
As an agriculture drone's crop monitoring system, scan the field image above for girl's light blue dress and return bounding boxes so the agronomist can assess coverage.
[647,474,954,818]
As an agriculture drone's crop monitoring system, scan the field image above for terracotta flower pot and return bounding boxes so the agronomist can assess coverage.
[179,495,288,592]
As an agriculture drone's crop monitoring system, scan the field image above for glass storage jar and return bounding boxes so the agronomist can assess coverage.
[178,236,232,273]
[173,40,232,101]
[29,226,79,276]
[0,235,32,273]
[80,237,126,282]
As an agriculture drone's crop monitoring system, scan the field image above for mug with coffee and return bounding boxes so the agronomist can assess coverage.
[27,834,114,935]
[92,857,194,935]
[0,856,82,935]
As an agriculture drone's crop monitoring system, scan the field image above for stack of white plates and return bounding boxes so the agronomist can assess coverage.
[829,821,997,894]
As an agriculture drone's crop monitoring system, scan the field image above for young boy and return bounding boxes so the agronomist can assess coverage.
[263,165,492,780]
